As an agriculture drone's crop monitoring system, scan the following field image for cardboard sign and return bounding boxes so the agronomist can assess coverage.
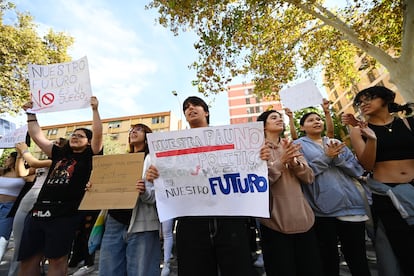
[147,122,270,222]
[0,125,28,149]
[27,56,92,113]
[79,153,145,210]
[279,79,323,111]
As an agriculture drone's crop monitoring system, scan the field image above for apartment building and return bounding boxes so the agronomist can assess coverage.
[227,83,282,124]
[325,55,404,117]
[35,111,180,157]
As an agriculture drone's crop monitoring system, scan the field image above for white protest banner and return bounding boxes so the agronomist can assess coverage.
[147,122,270,222]
[279,79,324,111]
[27,56,92,113]
[0,125,28,149]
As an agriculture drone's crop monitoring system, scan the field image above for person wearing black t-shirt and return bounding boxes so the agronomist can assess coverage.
[18,96,103,276]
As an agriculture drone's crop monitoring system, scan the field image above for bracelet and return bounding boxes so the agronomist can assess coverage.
[27,119,37,122]
[22,149,29,154]
[26,112,36,115]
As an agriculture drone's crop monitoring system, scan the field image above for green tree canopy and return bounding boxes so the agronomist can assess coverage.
[0,0,74,114]
[147,0,413,101]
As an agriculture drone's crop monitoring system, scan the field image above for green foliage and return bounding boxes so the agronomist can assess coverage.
[147,0,406,98]
[0,0,74,114]
[103,135,126,155]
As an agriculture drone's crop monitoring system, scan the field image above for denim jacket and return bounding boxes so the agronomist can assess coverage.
[295,136,366,217]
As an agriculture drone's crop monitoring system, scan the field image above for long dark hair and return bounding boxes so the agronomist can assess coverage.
[257,110,286,136]
[128,123,152,156]
[3,152,18,173]
[354,86,413,115]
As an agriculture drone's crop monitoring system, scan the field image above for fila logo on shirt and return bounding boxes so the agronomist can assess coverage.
[32,210,52,218]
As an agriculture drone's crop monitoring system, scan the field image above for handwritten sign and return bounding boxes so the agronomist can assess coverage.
[147,122,270,222]
[0,125,28,149]
[79,153,145,210]
[279,79,323,111]
[27,56,92,113]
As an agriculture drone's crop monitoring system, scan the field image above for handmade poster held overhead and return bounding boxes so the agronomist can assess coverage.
[147,122,270,222]
[27,56,92,113]
[0,125,28,149]
[279,79,324,111]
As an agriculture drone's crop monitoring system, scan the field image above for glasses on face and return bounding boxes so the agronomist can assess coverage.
[129,126,144,134]
[354,95,378,108]
[71,133,87,139]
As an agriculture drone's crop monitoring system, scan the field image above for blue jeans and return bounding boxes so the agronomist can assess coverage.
[0,202,14,240]
[99,215,160,276]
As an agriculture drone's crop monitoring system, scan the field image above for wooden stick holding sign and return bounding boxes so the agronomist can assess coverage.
[79,153,145,210]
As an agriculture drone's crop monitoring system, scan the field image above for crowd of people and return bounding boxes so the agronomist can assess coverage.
[0,85,412,276]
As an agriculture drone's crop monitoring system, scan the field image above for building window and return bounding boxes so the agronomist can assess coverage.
[108,121,121,129]
[367,70,376,82]
[255,106,261,113]
[248,117,253,122]
[47,129,58,136]
[246,98,250,104]
[152,116,165,124]
[249,107,255,114]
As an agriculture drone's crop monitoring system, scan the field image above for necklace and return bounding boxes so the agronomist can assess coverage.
[382,118,395,132]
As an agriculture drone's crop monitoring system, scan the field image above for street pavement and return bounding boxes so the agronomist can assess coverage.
[0,235,378,276]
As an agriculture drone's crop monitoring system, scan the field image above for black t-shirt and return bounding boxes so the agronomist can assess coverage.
[32,145,100,218]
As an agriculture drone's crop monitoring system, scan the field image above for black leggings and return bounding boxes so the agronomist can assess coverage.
[372,194,414,276]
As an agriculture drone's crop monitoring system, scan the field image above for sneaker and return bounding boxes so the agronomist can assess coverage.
[161,262,170,276]
[253,254,264,267]
[67,262,84,275]
[72,265,96,276]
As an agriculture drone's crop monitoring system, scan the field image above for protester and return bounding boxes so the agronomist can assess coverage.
[8,140,66,276]
[68,209,99,275]
[0,151,26,261]
[98,123,160,276]
[295,111,371,276]
[146,96,255,276]
[17,97,103,276]
[257,110,323,276]
[285,98,334,140]
[343,86,414,276]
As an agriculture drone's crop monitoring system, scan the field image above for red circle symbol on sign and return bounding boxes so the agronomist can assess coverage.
[41,93,55,105]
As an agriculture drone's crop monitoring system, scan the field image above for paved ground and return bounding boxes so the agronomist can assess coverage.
[0,235,378,276]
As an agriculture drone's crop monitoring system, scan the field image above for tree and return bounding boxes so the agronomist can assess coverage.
[147,0,413,101]
[103,135,126,155]
[0,0,74,114]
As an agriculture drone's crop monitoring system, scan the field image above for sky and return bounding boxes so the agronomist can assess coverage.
[4,0,233,128]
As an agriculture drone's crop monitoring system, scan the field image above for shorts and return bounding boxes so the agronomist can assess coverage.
[18,213,81,260]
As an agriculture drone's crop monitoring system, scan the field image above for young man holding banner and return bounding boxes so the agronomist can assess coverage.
[18,97,103,276]
[146,96,255,276]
